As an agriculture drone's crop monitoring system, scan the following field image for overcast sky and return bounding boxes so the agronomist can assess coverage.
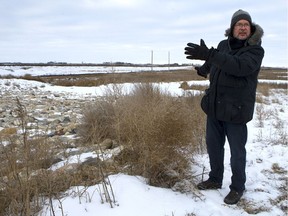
[0,0,287,67]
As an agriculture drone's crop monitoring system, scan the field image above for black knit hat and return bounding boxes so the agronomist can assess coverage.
[231,9,252,30]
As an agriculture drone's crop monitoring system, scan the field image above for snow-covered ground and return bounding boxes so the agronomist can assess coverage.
[0,65,191,76]
[1,66,287,216]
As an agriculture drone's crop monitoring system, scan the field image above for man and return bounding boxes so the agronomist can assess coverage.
[184,9,264,204]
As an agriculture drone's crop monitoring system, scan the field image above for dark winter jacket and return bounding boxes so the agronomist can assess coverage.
[200,23,264,124]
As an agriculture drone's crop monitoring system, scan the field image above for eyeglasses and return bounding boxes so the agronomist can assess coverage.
[235,23,250,28]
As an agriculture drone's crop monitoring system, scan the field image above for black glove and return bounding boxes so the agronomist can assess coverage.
[184,39,211,61]
[195,66,208,78]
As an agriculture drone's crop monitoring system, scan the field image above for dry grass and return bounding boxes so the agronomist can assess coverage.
[0,99,51,215]
[238,199,270,214]
[258,68,287,80]
[21,69,204,87]
[0,99,115,215]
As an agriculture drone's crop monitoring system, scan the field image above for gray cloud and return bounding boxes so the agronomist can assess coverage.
[0,0,287,66]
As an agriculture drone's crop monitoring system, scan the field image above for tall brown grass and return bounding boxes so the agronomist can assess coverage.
[0,99,50,215]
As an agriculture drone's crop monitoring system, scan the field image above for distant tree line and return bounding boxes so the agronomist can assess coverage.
[0,62,191,67]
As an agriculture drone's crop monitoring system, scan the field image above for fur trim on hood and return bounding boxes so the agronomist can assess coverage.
[224,23,264,46]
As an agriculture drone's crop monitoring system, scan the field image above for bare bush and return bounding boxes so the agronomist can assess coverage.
[79,83,206,188]
[78,100,116,144]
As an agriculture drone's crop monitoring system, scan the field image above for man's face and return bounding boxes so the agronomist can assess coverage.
[233,19,251,40]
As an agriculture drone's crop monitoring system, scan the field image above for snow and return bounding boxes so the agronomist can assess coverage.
[0,78,207,99]
[0,65,192,76]
[1,66,287,216]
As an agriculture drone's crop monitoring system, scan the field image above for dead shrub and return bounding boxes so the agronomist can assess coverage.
[79,83,206,188]
[34,170,74,197]
[78,99,116,144]
[116,84,200,187]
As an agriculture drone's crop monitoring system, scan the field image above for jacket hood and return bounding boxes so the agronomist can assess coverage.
[225,23,264,46]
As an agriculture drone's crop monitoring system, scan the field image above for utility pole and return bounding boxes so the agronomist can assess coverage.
[168,51,170,71]
[151,50,153,71]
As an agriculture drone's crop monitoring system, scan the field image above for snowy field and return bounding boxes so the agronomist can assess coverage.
[0,65,191,76]
[0,66,287,216]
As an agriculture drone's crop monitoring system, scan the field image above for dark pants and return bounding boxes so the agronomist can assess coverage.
[206,117,247,193]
